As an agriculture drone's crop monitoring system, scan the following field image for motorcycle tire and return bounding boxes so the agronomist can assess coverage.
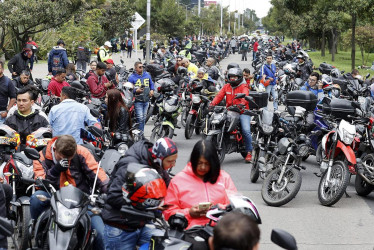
[250,148,260,183]
[150,124,165,143]
[185,114,197,139]
[302,154,309,161]
[207,134,226,163]
[164,126,174,140]
[181,107,188,127]
[145,105,154,124]
[355,154,374,196]
[318,160,350,206]
[15,205,31,250]
[261,167,302,207]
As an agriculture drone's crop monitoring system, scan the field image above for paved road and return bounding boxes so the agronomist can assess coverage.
[9,51,374,250]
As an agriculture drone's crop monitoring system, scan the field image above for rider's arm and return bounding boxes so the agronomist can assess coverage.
[106,167,129,209]
[87,75,106,97]
[162,180,192,222]
[210,85,227,106]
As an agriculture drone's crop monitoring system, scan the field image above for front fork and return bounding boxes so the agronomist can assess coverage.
[325,133,338,183]
[277,153,291,185]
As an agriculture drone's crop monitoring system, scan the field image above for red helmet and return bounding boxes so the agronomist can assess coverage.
[122,165,167,210]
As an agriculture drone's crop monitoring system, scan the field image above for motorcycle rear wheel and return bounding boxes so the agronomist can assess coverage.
[181,107,188,127]
[355,154,374,196]
[185,114,197,139]
[261,166,302,207]
[318,160,350,206]
[145,104,155,124]
[150,124,165,143]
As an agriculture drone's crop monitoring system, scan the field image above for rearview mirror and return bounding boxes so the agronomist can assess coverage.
[365,73,370,79]
[271,229,297,250]
[90,109,101,118]
[88,126,103,138]
[24,148,40,160]
[234,93,245,99]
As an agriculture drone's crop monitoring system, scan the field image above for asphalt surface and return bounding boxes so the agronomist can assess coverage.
[8,51,374,250]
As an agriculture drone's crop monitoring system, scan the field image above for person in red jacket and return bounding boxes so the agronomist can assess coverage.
[210,68,253,162]
[87,62,115,98]
[253,39,259,60]
[163,140,237,229]
[47,68,70,97]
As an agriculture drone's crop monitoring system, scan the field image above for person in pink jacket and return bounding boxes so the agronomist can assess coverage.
[163,140,237,229]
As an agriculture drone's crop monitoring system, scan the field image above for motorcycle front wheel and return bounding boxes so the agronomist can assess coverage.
[181,107,188,127]
[15,205,31,250]
[250,148,260,183]
[150,124,165,143]
[318,160,350,206]
[145,104,155,124]
[207,134,226,163]
[261,166,302,207]
[355,154,374,196]
[185,114,197,139]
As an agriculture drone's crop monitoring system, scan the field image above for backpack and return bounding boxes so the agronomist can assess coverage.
[127,40,132,47]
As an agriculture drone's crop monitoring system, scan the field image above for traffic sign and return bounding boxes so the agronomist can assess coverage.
[131,12,145,30]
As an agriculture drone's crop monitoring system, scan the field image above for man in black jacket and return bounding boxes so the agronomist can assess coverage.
[102,138,178,249]
[76,42,90,72]
[5,86,49,147]
[8,48,32,79]
[12,70,34,91]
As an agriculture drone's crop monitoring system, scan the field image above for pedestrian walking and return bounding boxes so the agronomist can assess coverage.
[126,37,134,58]
[76,42,90,72]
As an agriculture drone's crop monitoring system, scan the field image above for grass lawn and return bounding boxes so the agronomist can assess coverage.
[308,50,374,77]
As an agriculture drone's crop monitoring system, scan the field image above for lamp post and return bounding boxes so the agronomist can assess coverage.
[146,0,151,63]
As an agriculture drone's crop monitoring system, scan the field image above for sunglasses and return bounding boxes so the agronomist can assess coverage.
[138,66,144,68]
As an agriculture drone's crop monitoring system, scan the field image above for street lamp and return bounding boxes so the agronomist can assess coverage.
[179,3,194,22]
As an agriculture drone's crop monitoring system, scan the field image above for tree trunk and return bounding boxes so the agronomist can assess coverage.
[351,13,356,70]
[331,28,336,62]
[360,46,364,66]
[321,30,325,57]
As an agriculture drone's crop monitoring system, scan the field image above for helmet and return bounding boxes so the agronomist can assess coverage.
[0,124,20,149]
[227,68,243,87]
[157,78,175,93]
[177,66,188,76]
[227,63,240,70]
[26,127,52,149]
[189,79,204,93]
[70,80,84,90]
[122,164,167,210]
[296,54,304,60]
[123,82,134,91]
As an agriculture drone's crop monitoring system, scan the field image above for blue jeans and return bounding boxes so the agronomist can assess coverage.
[30,191,105,250]
[266,84,278,111]
[253,51,256,60]
[134,101,149,132]
[0,116,5,124]
[240,114,253,152]
[104,224,152,250]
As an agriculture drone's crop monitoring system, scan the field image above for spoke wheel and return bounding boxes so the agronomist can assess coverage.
[355,154,374,196]
[185,114,197,139]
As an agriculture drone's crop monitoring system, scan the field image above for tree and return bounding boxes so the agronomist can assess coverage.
[156,0,185,37]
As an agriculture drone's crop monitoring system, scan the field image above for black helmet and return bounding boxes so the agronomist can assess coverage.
[157,78,175,93]
[227,68,243,87]
[177,66,188,76]
[227,62,240,70]
[189,79,204,93]
[296,54,304,60]
[70,80,84,90]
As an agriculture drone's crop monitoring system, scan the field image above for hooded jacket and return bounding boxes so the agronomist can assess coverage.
[101,140,171,229]
[86,72,113,98]
[163,163,237,229]
[210,82,250,110]
[5,109,49,145]
[7,53,30,76]
[33,137,108,193]
[48,46,69,75]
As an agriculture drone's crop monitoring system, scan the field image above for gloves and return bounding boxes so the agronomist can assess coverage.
[53,159,70,174]
[208,105,214,112]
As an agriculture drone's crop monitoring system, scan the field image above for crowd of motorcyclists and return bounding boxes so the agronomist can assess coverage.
[1,32,373,250]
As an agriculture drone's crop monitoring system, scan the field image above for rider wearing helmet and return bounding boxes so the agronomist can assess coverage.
[102,138,178,249]
[210,68,254,163]
[296,54,312,82]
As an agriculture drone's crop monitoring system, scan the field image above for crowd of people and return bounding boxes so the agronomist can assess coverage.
[3,33,362,250]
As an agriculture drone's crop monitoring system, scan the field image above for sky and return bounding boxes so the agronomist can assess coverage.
[219,0,272,18]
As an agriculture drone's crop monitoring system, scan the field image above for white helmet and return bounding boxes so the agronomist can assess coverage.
[123,82,134,91]
[104,41,112,47]
[257,84,266,92]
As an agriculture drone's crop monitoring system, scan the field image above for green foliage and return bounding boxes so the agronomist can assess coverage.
[155,0,185,37]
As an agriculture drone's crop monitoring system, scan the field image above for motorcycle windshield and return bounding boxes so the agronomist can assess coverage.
[261,109,274,126]
[56,185,88,209]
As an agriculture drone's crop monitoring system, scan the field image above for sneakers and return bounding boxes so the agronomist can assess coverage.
[245,152,252,163]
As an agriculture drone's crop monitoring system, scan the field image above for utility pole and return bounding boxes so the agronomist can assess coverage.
[228,12,230,33]
[220,1,223,36]
[145,0,151,63]
[198,0,201,16]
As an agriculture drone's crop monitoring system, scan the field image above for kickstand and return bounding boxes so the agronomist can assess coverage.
[345,190,351,198]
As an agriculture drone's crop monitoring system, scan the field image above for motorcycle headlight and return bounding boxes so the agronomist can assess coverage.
[117,143,129,156]
[212,113,224,124]
[342,129,355,145]
[164,102,178,113]
[56,202,80,227]
[262,124,274,134]
[298,144,309,157]
[192,94,201,104]
[15,160,33,179]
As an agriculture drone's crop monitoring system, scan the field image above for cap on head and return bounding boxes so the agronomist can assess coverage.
[152,138,178,161]
[104,41,112,47]
[105,59,114,64]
